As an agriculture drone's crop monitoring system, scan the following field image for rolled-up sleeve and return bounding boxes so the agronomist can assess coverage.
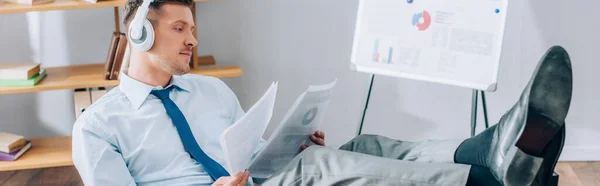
[72,115,136,186]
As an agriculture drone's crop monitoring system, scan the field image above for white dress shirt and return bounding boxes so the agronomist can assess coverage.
[72,71,265,186]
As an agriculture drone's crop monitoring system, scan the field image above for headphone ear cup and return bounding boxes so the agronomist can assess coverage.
[141,19,155,51]
[128,19,155,52]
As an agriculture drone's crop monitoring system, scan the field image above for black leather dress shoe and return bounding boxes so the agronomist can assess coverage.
[488,45,573,186]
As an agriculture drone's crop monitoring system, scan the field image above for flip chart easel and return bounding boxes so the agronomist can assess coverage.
[351,0,507,136]
[356,75,489,137]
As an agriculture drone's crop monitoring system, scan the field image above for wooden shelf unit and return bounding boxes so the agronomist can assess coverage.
[0,0,210,14]
[0,63,242,95]
[0,62,241,170]
[0,137,72,171]
[0,0,235,172]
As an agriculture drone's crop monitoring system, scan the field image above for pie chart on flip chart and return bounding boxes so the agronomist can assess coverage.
[350,0,509,91]
[412,10,431,31]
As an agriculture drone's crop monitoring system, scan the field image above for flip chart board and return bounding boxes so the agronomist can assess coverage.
[350,0,508,91]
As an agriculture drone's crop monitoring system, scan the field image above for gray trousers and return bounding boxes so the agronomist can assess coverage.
[259,134,472,186]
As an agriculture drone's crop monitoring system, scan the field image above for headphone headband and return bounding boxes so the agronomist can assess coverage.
[130,0,154,40]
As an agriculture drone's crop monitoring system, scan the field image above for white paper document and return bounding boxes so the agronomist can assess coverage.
[219,79,337,178]
[220,82,278,175]
[248,79,337,178]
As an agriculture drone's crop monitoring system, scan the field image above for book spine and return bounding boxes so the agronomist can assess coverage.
[0,142,31,161]
[0,64,40,80]
[0,71,46,86]
[0,155,16,161]
[104,32,119,80]
[110,33,127,80]
[26,65,40,80]
[5,139,26,153]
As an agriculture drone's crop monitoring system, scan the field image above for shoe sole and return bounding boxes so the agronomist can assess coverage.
[491,46,572,186]
[516,45,572,157]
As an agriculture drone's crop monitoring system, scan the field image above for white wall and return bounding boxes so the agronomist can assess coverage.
[196,0,600,161]
[0,0,597,161]
[196,0,370,148]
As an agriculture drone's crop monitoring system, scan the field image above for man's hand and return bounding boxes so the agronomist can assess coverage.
[301,130,325,150]
[212,171,249,186]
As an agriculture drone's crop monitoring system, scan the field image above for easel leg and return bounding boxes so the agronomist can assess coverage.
[357,74,375,136]
[481,91,489,128]
[357,78,490,137]
[470,90,478,137]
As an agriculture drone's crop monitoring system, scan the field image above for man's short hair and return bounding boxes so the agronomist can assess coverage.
[123,0,194,29]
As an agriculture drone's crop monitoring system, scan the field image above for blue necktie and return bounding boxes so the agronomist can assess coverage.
[151,86,230,181]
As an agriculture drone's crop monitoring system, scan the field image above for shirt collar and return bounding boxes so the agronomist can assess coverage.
[119,69,191,110]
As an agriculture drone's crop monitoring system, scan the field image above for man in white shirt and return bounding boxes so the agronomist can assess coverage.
[72,0,573,185]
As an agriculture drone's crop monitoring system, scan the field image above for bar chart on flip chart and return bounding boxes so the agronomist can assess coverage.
[350,0,509,91]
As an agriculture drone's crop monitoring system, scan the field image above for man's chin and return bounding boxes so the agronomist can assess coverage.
[171,68,189,75]
[173,66,190,75]
[154,59,190,75]
[161,64,189,75]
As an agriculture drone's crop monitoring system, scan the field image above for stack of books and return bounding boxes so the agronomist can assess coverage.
[104,32,130,80]
[0,63,47,86]
[0,132,31,161]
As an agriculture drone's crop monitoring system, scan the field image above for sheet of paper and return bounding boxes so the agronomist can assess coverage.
[220,82,278,175]
[248,79,337,178]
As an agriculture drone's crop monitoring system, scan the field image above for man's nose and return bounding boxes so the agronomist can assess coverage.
[185,33,198,48]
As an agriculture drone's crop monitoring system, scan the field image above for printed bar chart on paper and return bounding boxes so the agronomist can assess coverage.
[350,0,508,91]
